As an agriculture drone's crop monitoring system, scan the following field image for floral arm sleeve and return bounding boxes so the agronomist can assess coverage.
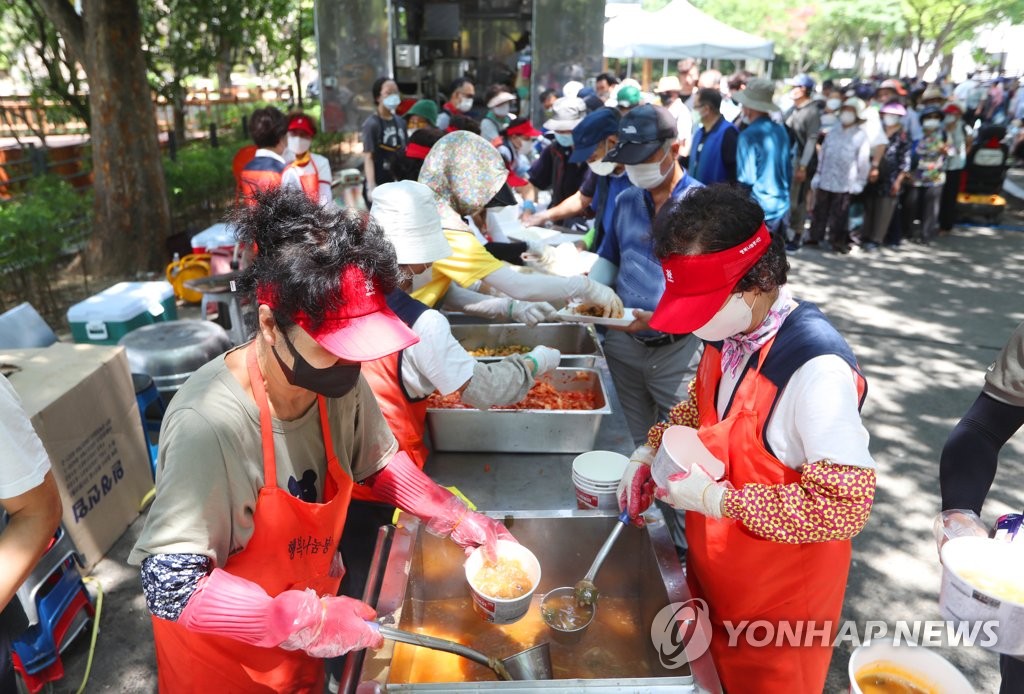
[721,460,875,544]
[646,379,699,449]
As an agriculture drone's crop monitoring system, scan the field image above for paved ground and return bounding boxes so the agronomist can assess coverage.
[41,201,1024,693]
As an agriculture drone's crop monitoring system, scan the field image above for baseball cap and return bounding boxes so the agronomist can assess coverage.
[487,91,517,109]
[877,78,907,96]
[505,116,542,137]
[256,265,419,362]
[649,224,771,334]
[569,108,622,163]
[603,105,677,165]
[288,113,317,137]
[616,85,641,107]
[542,97,587,131]
[786,73,815,90]
[369,181,452,265]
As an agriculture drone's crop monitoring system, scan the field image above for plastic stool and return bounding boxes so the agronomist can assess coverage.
[199,287,251,346]
[132,373,165,475]
[13,526,79,628]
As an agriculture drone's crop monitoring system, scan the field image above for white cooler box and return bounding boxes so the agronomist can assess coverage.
[67,281,177,345]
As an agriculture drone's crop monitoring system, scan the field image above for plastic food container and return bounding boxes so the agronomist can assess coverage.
[847,642,973,693]
[650,425,726,487]
[464,541,541,625]
[572,450,628,510]
[67,281,177,345]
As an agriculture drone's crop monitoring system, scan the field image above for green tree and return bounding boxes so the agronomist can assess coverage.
[901,0,1024,78]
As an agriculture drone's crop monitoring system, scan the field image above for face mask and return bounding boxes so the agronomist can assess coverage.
[740,112,753,125]
[625,148,672,189]
[588,160,617,176]
[458,97,474,112]
[882,114,901,127]
[382,94,401,112]
[287,134,311,155]
[493,104,511,118]
[944,114,958,125]
[693,293,753,342]
[517,139,534,155]
[273,328,362,398]
[922,119,940,131]
[554,133,574,148]
[820,113,838,129]
[826,98,843,111]
[839,111,857,126]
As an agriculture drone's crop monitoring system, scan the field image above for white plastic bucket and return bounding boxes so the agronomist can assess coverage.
[848,642,974,693]
[465,540,541,625]
[650,425,726,487]
[940,536,1024,656]
[572,451,627,510]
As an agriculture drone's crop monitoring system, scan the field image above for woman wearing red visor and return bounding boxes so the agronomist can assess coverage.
[618,185,876,693]
[130,188,514,693]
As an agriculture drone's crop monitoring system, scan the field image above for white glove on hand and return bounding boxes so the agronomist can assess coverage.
[510,300,558,326]
[523,346,561,375]
[572,278,625,318]
[524,238,550,256]
[655,463,728,519]
[617,445,655,524]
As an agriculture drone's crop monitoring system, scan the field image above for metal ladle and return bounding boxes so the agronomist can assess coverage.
[574,509,631,606]
[369,622,553,681]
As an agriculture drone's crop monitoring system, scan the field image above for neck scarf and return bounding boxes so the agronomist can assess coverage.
[720,287,794,376]
[293,151,312,167]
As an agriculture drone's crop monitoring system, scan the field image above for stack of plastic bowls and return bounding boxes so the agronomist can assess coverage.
[571,451,629,510]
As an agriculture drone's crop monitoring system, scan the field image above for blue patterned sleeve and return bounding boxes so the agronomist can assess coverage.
[140,553,212,621]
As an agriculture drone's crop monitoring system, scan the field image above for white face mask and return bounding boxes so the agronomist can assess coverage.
[458,97,474,112]
[588,160,617,176]
[944,114,958,125]
[839,111,857,126]
[922,119,941,131]
[820,113,838,129]
[826,98,843,111]
[693,293,753,341]
[516,139,534,155]
[287,134,312,154]
[882,114,901,127]
[625,148,672,189]
[493,103,512,118]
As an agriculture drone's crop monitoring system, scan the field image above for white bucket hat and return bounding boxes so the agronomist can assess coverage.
[370,181,453,265]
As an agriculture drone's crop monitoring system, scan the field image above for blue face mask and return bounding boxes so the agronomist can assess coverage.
[554,133,574,148]
[382,94,401,112]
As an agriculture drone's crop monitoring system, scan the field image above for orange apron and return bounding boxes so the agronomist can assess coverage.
[686,337,857,694]
[151,346,355,693]
[356,352,430,502]
[239,161,283,203]
[285,158,322,202]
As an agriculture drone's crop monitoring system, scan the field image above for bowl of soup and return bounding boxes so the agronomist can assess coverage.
[848,642,973,694]
[940,535,1024,656]
[465,540,541,624]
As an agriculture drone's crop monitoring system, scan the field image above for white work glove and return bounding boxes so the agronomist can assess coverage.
[569,277,624,318]
[654,463,729,519]
[617,445,655,525]
[524,238,550,256]
[510,299,558,326]
[933,509,989,559]
[523,346,560,376]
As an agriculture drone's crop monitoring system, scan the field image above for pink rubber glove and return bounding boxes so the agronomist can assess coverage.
[177,568,383,656]
[617,446,656,526]
[365,451,517,562]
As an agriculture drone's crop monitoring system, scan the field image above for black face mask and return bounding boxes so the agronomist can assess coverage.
[272,328,361,398]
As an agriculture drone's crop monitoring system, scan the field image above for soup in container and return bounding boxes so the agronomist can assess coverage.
[465,540,541,624]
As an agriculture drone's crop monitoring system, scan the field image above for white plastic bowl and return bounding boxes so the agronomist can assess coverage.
[465,540,541,625]
[848,642,974,694]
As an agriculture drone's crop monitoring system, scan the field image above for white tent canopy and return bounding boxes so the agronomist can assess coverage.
[603,0,775,62]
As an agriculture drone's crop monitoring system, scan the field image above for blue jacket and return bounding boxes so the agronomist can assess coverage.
[690,117,739,184]
[598,172,703,333]
[737,116,792,224]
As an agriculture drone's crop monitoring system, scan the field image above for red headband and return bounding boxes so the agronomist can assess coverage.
[404,142,432,160]
[649,224,771,334]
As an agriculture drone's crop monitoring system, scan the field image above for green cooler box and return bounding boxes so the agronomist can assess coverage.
[67,281,178,344]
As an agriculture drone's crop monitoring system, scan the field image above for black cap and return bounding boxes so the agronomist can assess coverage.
[485,182,517,208]
[604,105,677,165]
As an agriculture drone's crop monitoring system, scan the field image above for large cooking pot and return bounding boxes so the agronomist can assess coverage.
[118,319,232,400]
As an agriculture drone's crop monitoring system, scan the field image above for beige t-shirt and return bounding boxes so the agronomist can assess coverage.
[985,321,1024,408]
[129,349,397,567]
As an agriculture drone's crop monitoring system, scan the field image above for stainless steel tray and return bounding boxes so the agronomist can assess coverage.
[425,368,610,454]
[450,323,603,368]
[342,510,721,693]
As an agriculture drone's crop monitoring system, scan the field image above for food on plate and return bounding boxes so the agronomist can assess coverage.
[472,557,532,600]
[427,380,597,410]
[465,344,532,357]
[541,593,595,631]
[569,303,625,319]
[854,661,937,694]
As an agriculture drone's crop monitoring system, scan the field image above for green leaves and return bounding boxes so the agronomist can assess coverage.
[0,175,91,272]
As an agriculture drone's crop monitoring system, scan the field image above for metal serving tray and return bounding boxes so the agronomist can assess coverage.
[425,367,610,454]
[342,509,721,693]
[450,323,603,368]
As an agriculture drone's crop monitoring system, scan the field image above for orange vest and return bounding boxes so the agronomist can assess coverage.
[151,346,354,692]
[687,304,866,694]
[284,157,322,202]
[239,155,285,204]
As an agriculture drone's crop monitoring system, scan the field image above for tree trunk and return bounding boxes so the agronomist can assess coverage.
[172,79,187,144]
[216,44,233,95]
[82,0,171,274]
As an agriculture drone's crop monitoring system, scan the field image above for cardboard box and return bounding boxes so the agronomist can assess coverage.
[1,344,154,571]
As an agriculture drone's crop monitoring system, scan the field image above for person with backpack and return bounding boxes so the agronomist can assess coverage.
[361,77,406,204]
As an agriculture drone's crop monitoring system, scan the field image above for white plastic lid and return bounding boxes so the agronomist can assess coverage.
[572,451,628,484]
[191,223,239,250]
[67,281,174,323]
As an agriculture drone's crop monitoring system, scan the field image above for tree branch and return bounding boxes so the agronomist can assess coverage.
[31,0,85,68]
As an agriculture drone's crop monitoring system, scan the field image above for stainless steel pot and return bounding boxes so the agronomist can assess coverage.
[118,319,232,400]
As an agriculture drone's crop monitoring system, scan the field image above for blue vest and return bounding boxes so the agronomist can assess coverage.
[691,118,736,185]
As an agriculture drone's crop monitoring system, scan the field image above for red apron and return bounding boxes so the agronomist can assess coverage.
[355,352,429,502]
[239,167,283,204]
[151,347,355,693]
[686,337,858,694]
[285,158,322,202]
